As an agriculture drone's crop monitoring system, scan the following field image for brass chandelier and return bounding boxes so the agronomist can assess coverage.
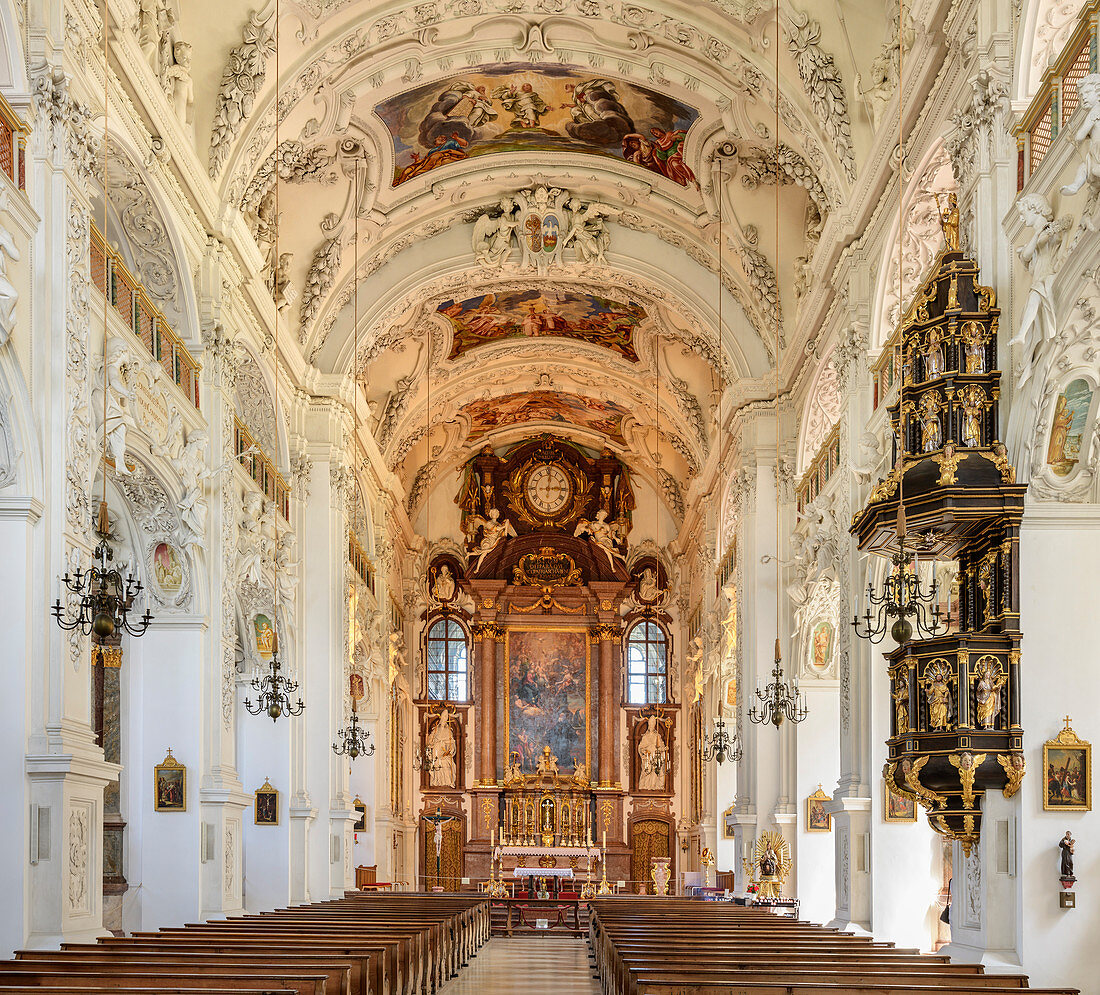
[333,700,375,759]
[749,640,808,728]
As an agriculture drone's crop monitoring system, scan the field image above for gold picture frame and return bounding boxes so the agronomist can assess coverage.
[154,748,186,812]
[1043,718,1092,812]
[254,777,279,825]
[805,784,832,832]
[883,779,917,823]
[503,625,591,776]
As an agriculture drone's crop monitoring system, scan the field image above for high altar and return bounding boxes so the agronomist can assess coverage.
[411,436,683,892]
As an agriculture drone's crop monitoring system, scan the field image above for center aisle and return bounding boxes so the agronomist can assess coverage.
[438,936,601,994]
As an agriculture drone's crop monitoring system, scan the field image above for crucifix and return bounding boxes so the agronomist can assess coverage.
[424,805,456,890]
[540,797,554,832]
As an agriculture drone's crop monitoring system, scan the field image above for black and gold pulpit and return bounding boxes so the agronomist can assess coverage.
[851,239,1027,855]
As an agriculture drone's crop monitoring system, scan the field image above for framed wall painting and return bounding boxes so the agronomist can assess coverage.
[884,780,917,823]
[722,805,736,839]
[353,796,367,833]
[805,785,832,832]
[154,749,186,812]
[254,778,279,825]
[1043,719,1092,812]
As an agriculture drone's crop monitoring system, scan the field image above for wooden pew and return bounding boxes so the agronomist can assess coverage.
[588,898,1079,995]
[0,892,487,995]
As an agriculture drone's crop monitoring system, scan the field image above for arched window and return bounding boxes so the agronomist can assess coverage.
[625,620,667,705]
[426,617,469,701]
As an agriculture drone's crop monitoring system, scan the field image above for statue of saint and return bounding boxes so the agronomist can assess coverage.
[637,715,665,791]
[973,658,1007,729]
[961,320,986,374]
[924,666,953,730]
[427,707,458,788]
[893,683,909,736]
[431,564,456,604]
[1059,831,1075,879]
[919,393,942,453]
[637,566,660,604]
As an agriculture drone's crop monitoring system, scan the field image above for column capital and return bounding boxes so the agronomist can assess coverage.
[471,621,504,642]
[594,622,621,641]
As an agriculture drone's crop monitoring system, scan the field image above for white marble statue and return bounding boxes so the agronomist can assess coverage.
[1061,74,1100,201]
[637,565,660,604]
[0,224,21,342]
[562,200,612,265]
[104,344,137,474]
[471,199,517,268]
[637,715,666,791]
[427,707,458,788]
[574,509,626,569]
[850,431,883,486]
[237,490,265,585]
[172,428,210,550]
[1011,194,1069,387]
[165,41,193,128]
[464,508,516,570]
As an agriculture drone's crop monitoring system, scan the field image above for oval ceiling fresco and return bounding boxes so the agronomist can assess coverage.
[462,390,630,445]
[375,63,701,187]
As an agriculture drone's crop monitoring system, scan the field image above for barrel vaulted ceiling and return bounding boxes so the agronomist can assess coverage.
[151,0,931,527]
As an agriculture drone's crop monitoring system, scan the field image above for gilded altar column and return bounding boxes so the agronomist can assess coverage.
[596,623,619,786]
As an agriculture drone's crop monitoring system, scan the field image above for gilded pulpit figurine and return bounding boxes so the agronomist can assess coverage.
[919,392,942,452]
[893,682,910,736]
[921,659,954,731]
[925,326,945,379]
[961,320,986,374]
[935,191,960,250]
[973,658,1008,729]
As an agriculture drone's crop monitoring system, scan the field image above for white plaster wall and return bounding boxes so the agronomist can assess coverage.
[239,714,292,912]
[124,623,204,931]
[1017,511,1100,992]
[795,685,839,925]
[869,635,943,952]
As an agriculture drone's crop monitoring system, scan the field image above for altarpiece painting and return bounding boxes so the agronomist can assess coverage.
[505,627,590,774]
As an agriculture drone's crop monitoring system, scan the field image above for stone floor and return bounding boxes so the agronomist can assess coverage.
[439,937,601,994]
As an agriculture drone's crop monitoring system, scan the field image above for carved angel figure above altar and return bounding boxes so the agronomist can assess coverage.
[464,508,516,569]
[574,509,627,568]
[536,745,559,776]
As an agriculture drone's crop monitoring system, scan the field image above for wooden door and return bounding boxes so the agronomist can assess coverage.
[422,817,463,891]
[630,819,670,894]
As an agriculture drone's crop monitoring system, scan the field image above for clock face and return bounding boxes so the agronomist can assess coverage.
[525,463,572,517]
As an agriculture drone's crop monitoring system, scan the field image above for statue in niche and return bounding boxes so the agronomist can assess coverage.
[637,566,660,605]
[1061,74,1100,200]
[430,563,456,604]
[924,326,945,379]
[237,490,265,586]
[973,657,1007,730]
[960,320,985,374]
[574,509,627,569]
[959,385,986,448]
[922,661,954,731]
[637,715,666,791]
[165,41,193,127]
[1011,194,1070,387]
[464,508,516,570]
[893,682,909,736]
[427,707,457,788]
[918,392,942,453]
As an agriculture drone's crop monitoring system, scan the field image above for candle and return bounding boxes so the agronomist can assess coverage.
[602,831,607,850]
[491,828,495,848]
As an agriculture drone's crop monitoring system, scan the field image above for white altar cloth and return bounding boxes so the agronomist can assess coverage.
[512,866,574,878]
[499,845,599,859]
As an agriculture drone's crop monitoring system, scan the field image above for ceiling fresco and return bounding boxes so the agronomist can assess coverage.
[374,64,700,187]
[462,390,630,445]
[438,289,646,361]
